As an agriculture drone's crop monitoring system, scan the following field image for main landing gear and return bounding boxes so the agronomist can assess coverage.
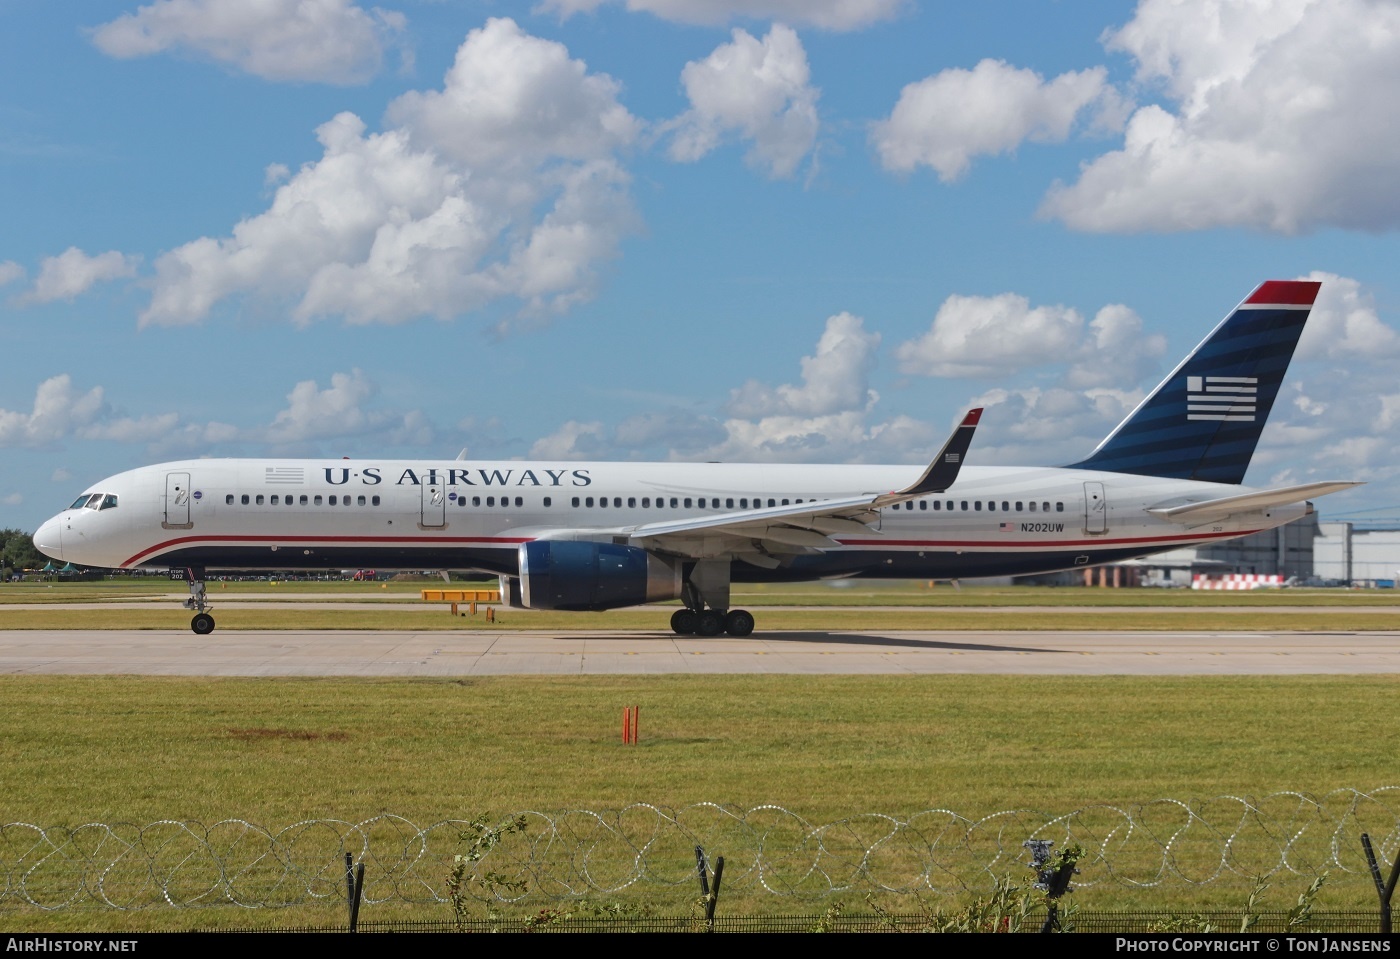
[670,607,755,637]
[181,566,215,635]
[669,559,754,636]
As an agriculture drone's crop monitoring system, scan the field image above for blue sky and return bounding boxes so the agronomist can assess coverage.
[3,0,1398,533]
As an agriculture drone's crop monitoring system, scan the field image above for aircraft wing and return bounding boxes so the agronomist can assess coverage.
[523,409,982,561]
[1146,481,1362,524]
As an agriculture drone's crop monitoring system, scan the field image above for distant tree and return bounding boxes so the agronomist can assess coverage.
[1,529,45,574]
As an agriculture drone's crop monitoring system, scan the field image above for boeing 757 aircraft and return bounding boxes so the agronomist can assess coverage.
[34,280,1358,636]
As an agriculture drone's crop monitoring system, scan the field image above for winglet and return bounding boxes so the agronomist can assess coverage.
[888,408,981,499]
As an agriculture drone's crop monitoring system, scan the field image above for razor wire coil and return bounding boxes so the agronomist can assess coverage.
[2,788,1397,911]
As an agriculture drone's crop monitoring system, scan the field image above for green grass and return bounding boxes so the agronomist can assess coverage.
[1,674,1396,930]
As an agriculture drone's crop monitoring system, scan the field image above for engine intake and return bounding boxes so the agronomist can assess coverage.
[518,540,682,611]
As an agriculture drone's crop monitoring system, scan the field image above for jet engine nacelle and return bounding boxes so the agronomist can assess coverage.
[517,540,683,611]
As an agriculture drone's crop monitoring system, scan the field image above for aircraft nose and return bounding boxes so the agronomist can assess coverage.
[33,516,63,561]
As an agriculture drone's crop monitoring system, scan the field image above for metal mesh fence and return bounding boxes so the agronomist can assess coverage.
[3,788,1397,911]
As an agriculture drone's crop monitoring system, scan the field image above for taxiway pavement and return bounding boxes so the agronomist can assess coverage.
[1,628,1396,676]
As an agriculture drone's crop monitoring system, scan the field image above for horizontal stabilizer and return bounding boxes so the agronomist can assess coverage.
[1147,481,1362,523]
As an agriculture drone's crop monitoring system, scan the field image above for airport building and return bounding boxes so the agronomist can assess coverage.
[1016,512,1400,588]
[1058,512,1400,588]
[1314,522,1400,587]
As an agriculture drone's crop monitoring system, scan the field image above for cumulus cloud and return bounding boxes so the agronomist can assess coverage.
[23,248,139,304]
[1042,0,1400,232]
[665,25,819,178]
[535,0,905,31]
[141,18,639,330]
[696,312,936,462]
[1295,271,1400,361]
[89,0,406,85]
[0,374,224,449]
[872,59,1121,180]
[955,385,1147,467]
[264,369,377,444]
[727,312,878,417]
[893,292,1163,386]
[529,420,607,459]
[0,369,436,455]
[895,293,1082,378]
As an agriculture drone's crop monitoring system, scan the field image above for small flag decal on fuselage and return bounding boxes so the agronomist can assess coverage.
[265,467,305,484]
[1187,375,1257,422]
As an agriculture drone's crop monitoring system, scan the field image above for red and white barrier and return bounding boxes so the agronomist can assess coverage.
[1192,574,1284,590]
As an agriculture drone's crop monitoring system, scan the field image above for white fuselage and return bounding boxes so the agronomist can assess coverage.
[33,457,1306,581]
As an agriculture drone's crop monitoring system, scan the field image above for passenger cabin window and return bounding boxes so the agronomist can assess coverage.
[684,498,692,508]
[270,495,280,505]
[313,495,323,505]
[225,494,234,506]
[1056,502,1065,512]
[372,495,380,506]
[544,497,552,507]
[241,494,250,505]
[516,497,523,507]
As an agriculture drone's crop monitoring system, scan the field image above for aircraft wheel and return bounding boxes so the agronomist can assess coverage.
[724,609,755,637]
[670,609,698,635]
[696,610,725,637]
[191,613,215,635]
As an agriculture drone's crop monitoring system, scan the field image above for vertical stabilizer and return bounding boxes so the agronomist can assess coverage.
[1066,280,1319,484]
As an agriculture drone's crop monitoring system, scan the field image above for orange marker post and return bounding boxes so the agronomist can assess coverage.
[632,705,639,744]
[622,707,632,744]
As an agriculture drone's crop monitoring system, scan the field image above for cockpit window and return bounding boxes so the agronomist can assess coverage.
[83,494,103,510]
[100,494,118,510]
[69,495,93,510]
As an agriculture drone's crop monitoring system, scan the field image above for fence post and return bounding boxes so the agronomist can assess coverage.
[1025,839,1076,933]
[1361,833,1398,934]
[705,856,725,932]
[344,853,366,932]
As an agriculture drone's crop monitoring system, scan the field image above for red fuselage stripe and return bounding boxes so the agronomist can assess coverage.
[123,534,531,567]
[122,527,1258,568]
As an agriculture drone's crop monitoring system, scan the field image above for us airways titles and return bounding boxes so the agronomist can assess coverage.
[321,466,593,487]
